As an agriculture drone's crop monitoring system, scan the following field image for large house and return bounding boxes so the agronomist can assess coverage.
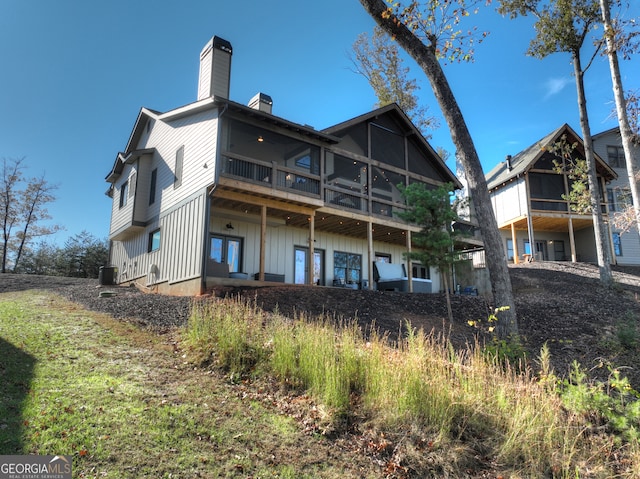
[486,123,618,264]
[592,127,640,265]
[104,36,465,296]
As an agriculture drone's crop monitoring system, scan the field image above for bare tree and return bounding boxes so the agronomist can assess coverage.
[358,0,518,338]
[599,0,640,239]
[0,157,61,273]
[498,0,614,286]
[351,26,439,136]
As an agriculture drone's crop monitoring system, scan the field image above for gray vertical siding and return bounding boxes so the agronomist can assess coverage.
[110,191,207,286]
[208,210,441,291]
[108,107,218,286]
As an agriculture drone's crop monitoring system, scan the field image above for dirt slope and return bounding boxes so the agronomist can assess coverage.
[2,261,640,385]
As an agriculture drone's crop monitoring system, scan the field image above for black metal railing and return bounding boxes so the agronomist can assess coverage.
[221,154,320,197]
[324,187,368,213]
[221,153,414,219]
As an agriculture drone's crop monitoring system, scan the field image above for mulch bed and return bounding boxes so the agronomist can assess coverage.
[2,261,640,385]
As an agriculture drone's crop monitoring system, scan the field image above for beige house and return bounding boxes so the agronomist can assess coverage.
[104,36,466,296]
[592,127,640,265]
[486,123,617,264]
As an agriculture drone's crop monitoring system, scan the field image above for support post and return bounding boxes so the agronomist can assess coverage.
[308,212,315,285]
[406,229,413,293]
[367,222,374,290]
[568,216,577,262]
[511,222,519,264]
[259,205,266,281]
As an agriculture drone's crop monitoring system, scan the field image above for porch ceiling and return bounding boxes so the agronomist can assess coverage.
[211,185,413,246]
[500,214,594,233]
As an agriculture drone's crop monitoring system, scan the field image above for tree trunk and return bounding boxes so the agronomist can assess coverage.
[600,0,640,240]
[358,0,518,337]
[441,265,453,324]
[572,52,614,285]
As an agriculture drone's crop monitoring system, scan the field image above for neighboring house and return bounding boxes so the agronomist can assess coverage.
[486,123,617,264]
[592,127,640,265]
[104,36,465,296]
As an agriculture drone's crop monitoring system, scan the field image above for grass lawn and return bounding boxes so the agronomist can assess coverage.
[0,290,379,479]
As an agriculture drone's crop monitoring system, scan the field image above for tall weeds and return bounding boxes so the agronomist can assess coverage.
[185,297,266,375]
[183,295,639,477]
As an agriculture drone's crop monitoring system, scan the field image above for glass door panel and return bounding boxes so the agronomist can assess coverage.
[210,235,242,273]
[294,248,306,285]
[210,237,223,263]
[227,239,241,273]
[295,247,324,285]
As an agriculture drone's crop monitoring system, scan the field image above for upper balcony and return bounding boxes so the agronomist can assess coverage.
[217,116,423,224]
[219,151,413,224]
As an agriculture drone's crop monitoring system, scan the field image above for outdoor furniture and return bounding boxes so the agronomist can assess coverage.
[253,273,285,282]
[207,260,229,278]
[461,286,479,296]
[373,261,432,293]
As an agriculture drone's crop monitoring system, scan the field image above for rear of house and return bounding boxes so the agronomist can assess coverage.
[592,127,640,265]
[486,124,618,264]
[104,35,469,296]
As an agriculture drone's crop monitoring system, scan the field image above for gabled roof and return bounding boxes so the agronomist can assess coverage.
[323,103,462,189]
[219,97,340,144]
[105,148,155,183]
[486,123,617,191]
[107,98,342,184]
[107,97,342,184]
[122,107,161,160]
[592,126,620,141]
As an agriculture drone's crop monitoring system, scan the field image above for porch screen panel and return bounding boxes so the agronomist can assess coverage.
[224,118,319,172]
[371,123,404,169]
[529,173,567,211]
[407,137,446,181]
[371,167,406,217]
[371,167,405,202]
[533,153,558,170]
[332,123,368,157]
[325,153,368,207]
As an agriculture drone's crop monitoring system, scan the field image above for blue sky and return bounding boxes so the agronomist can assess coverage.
[1,0,638,245]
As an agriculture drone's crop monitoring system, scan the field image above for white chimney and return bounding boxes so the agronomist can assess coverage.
[248,93,273,114]
[197,36,232,100]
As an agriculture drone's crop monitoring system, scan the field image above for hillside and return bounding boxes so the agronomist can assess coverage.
[2,261,640,385]
[3,262,640,477]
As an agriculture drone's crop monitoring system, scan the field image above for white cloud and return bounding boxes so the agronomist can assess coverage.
[544,77,573,99]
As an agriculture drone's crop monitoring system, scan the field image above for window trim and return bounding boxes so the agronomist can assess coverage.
[506,239,514,261]
[209,234,243,273]
[148,228,161,252]
[119,181,129,209]
[333,250,362,285]
[607,145,626,168]
[612,232,623,257]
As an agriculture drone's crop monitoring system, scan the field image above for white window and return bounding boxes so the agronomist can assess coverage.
[148,229,161,252]
[119,181,128,208]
